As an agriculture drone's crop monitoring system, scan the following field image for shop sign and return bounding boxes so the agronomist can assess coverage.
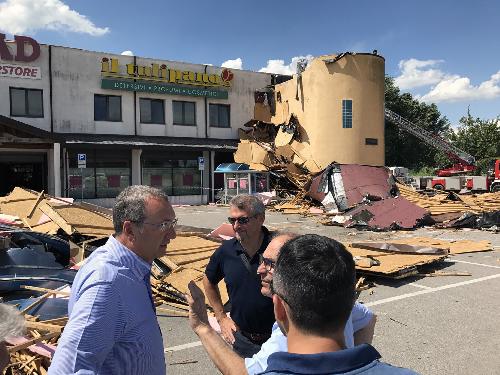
[101,78,228,99]
[100,57,233,89]
[0,34,40,62]
[0,64,41,79]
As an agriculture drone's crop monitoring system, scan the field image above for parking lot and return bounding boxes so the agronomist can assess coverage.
[159,205,500,375]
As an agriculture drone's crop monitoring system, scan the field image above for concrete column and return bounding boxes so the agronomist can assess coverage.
[210,151,215,202]
[53,143,61,196]
[131,149,142,185]
[203,150,210,204]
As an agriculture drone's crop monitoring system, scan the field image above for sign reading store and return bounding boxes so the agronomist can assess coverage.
[100,57,234,99]
[0,34,41,79]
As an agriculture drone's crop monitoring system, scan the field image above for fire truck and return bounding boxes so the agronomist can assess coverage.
[385,109,500,192]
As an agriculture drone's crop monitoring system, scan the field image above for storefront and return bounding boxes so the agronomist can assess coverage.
[0,34,273,205]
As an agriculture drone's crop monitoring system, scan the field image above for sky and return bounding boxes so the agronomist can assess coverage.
[1,0,499,126]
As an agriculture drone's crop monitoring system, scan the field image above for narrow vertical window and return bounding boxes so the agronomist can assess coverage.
[342,99,352,129]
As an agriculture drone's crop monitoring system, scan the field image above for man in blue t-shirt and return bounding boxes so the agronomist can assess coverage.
[260,234,418,375]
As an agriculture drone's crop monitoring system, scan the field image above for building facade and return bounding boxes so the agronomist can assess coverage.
[0,34,273,205]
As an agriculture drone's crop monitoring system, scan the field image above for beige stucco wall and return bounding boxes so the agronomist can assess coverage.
[272,53,385,168]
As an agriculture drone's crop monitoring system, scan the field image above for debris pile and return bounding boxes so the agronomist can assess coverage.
[0,186,495,373]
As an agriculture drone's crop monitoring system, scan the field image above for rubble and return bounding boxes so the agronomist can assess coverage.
[0,186,495,373]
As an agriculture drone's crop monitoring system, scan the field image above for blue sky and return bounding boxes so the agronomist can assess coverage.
[1,0,499,125]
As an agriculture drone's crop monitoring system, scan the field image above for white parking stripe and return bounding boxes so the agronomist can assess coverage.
[449,259,500,269]
[164,273,500,353]
[408,283,433,290]
[165,341,202,352]
[365,273,500,307]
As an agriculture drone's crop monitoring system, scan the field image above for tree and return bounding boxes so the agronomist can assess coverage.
[385,77,450,171]
[447,112,500,174]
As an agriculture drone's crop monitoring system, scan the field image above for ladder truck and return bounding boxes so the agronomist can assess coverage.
[384,109,500,192]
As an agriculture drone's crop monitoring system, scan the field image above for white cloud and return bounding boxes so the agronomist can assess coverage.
[0,0,109,36]
[121,50,134,56]
[259,55,314,75]
[419,71,500,103]
[394,59,447,89]
[221,58,242,70]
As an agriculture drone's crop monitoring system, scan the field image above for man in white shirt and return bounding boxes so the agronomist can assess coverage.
[186,232,376,375]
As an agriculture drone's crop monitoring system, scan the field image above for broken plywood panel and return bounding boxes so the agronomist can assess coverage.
[345,243,446,278]
[0,187,45,226]
[388,237,492,255]
[49,203,113,236]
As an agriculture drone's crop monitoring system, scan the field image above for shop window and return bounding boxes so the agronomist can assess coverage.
[142,153,202,196]
[342,99,352,129]
[173,101,196,126]
[94,94,122,122]
[10,87,43,117]
[209,104,230,128]
[140,98,165,124]
[142,159,173,195]
[67,150,130,199]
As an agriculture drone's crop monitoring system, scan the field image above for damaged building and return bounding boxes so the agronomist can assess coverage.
[235,51,385,175]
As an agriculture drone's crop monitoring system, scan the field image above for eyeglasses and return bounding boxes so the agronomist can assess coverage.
[260,257,276,272]
[141,218,178,232]
[227,216,255,225]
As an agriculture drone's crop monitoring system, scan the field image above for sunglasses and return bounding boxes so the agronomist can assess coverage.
[260,257,276,271]
[141,218,178,232]
[227,216,256,225]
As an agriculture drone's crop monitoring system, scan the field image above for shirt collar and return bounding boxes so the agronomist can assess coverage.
[107,235,151,281]
[264,344,381,374]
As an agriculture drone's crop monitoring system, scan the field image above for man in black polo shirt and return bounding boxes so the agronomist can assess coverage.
[203,194,274,357]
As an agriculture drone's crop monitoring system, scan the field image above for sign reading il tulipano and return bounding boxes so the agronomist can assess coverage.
[100,57,234,99]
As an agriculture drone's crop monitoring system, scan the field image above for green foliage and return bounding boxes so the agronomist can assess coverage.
[410,166,437,176]
[447,112,500,174]
[385,76,450,170]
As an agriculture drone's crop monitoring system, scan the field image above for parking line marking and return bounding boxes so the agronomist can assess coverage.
[163,273,500,353]
[165,341,202,352]
[408,283,433,290]
[450,259,500,269]
[365,273,500,307]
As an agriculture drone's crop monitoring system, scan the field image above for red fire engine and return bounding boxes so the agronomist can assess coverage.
[385,109,500,192]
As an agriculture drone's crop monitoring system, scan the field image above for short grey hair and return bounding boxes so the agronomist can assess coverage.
[113,185,170,234]
[0,304,25,340]
[229,194,265,216]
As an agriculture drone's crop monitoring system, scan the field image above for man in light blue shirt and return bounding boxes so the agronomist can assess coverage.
[49,186,177,375]
[186,232,376,374]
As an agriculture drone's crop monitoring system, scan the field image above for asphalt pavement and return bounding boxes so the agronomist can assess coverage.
[157,205,500,375]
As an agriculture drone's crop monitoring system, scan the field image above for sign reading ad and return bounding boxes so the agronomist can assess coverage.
[0,64,41,79]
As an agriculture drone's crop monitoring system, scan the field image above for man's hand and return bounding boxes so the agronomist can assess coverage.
[186,281,210,334]
[217,315,238,345]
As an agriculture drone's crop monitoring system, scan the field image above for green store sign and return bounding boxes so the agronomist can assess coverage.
[101,78,229,99]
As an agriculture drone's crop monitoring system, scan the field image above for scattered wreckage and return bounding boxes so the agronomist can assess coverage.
[0,187,494,374]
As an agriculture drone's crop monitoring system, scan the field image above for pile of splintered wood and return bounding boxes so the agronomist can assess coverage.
[398,183,500,215]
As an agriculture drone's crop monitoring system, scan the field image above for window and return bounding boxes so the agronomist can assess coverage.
[365,138,378,145]
[94,94,122,122]
[173,101,196,126]
[67,150,130,199]
[140,98,165,124]
[142,151,202,196]
[209,104,230,128]
[10,87,43,117]
[342,99,352,129]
